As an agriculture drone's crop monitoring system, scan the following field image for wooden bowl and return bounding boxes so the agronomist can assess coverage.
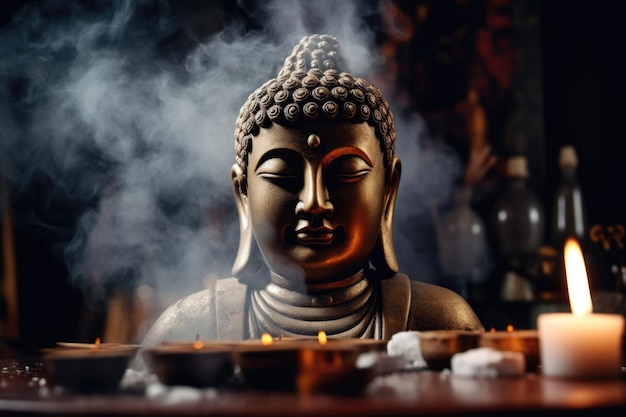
[234,342,365,392]
[234,344,304,391]
[478,330,540,371]
[56,342,141,350]
[326,338,387,353]
[43,347,138,393]
[145,344,235,388]
[419,330,482,370]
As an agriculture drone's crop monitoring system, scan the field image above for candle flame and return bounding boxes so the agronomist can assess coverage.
[506,324,514,332]
[261,333,273,346]
[490,327,495,333]
[192,340,204,350]
[91,337,101,352]
[564,238,593,317]
[318,330,327,345]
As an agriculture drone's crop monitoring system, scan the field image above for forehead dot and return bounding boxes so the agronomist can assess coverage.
[307,134,321,148]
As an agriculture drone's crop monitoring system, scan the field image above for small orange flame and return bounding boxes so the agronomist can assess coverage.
[261,333,273,346]
[91,337,101,352]
[192,340,204,350]
[490,327,495,333]
[318,330,328,345]
[506,324,514,332]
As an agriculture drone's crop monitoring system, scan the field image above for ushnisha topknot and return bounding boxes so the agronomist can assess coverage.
[234,34,396,173]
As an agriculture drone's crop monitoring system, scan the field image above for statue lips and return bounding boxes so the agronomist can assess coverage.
[294,223,335,245]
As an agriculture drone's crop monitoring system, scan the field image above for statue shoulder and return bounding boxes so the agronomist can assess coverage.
[140,277,249,349]
[407,278,484,332]
[140,286,219,349]
[133,277,248,371]
[132,285,219,371]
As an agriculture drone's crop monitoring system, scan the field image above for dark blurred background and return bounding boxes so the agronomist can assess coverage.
[1,0,625,353]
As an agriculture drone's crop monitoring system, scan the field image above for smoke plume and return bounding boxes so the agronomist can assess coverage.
[0,0,463,307]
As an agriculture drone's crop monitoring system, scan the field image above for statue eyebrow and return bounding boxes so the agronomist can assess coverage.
[320,147,373,168]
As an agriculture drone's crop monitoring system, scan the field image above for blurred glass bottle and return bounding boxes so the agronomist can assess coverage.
[434,187,491,299]
[551,146,587,249]
[490,156,546,300]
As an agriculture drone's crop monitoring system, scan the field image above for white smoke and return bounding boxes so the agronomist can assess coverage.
[0,0,463,305]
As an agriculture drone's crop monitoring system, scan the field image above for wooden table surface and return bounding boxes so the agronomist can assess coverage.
[1,358,625,416]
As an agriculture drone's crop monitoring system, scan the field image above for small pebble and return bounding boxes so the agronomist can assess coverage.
[451,347,525,378]
[386,331,427,370]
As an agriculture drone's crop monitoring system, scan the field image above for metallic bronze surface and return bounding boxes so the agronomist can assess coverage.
[139,35,482,360]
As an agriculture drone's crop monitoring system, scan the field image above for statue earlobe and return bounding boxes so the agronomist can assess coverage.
[370,156,401,278]
[231,164,258,280]
[231,164,268,287]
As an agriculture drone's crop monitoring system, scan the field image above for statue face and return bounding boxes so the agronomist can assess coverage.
[244,123,388,284]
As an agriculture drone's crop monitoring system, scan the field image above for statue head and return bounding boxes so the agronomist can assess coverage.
[231,34,401,287]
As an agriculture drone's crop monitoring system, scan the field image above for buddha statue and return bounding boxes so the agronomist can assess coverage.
[140,34,482,351]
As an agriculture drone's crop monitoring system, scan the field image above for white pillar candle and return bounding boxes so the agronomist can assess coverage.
[538,313,623,378]
[538,239,625,378]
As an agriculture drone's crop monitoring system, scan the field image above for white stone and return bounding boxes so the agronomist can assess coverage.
[386,331,427,369]
[451,347,525,378]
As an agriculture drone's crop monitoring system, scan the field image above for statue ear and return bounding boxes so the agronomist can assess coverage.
[370,156,401,278]
[231,164,258,279]
[231,164,268,287]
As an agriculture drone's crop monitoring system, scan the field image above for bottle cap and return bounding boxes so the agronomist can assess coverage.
[559,146,578,168]
[506,156,529,178]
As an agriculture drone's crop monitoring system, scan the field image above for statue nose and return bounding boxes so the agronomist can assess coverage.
[295,169,333,217]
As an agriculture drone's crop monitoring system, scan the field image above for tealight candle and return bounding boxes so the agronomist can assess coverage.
[43,341,139,392]
[418,330,481,370]
[538,239,625,378]
[234,332,379,393]
[145,342,235,388]
[478,327,540,370]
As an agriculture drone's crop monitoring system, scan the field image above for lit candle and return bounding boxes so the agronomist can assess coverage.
[478,326,540,371]
[538,238,625,378]
[145,342,235,388]
[418,330,481,370]
[233,332,380,393]
[43,339,139,392]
